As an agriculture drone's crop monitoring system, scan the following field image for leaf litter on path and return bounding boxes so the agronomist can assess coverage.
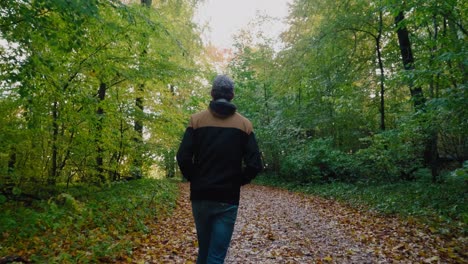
[124,183,466,263]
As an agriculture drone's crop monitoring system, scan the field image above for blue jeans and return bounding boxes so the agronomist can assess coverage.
[191,200,239,264]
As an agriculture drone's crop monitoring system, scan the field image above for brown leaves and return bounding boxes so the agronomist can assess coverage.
[123,183,466,263]
[118,184,197,264]
[226,185,382,263]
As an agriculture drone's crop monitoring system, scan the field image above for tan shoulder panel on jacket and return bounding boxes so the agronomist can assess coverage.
[190,110,253,134]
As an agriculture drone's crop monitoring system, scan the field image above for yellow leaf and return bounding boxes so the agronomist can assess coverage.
[423,256,439,263]
[392,243,405,251]
[323,255,333,261]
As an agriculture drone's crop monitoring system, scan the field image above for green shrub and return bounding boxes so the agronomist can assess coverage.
[254,173,467,232]
[0,178,178,262]
[279,138,360,183]
[449,161,468,182]
[356,129,425,182]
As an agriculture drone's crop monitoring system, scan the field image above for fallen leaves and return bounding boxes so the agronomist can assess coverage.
[118,184,197,264]
[225,185,382,263]
[123,183,467,263]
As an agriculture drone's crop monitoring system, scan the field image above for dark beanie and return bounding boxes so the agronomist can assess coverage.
[211,75,234,101]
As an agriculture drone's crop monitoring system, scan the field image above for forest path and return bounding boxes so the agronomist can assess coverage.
[126,183,463,263]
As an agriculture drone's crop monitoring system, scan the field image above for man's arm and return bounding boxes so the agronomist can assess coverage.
[242,132,263,185]
[176,124,196,181]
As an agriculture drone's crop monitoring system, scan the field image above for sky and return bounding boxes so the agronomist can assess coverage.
[193,0,292,49]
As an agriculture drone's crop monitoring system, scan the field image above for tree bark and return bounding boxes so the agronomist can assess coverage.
[376,7,385,131]
[96,82,107,183]
[395,11,425,109]
[49,101,59,185]
[8,148,16,175]
[141,0,152,7]
[131,0,152,179]
[395,10,440,181]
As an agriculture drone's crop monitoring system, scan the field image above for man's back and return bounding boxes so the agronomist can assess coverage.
[177,100,261,205]
[176,75,262,264]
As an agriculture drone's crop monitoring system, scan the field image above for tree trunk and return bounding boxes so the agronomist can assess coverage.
[8,148,16,175]
[49,101,59,185]
[2,147,17,195]
[395,11,425,109]
[132,84,144,179]
[165,150,176,178]
[131,0,152,179]
[141,0,151,7]
[395,10,440,181]
[376,8,385,131]
[96,82,107,183]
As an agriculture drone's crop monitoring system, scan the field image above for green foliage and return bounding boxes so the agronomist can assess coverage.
[279,138,359,183]
[356,129,425,181]
[0,178,178,262]
[449,161,468,182]
[227,0,466,186]
[254,173,467,233]
[276,129,427,184]
[0,0,206,189]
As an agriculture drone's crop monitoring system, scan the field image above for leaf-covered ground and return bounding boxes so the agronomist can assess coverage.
[125,183,466,263]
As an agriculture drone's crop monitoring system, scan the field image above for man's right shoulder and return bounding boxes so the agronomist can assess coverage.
[191,110,209,120]
[189,110,210,128]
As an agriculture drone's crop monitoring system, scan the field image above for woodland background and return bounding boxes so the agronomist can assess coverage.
[0,0,466,262]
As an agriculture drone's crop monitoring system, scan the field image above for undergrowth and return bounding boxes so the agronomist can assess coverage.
[0,178,178,263]
[254,173,467,236]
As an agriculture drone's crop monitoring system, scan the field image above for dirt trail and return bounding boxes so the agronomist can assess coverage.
[127,183,465,263]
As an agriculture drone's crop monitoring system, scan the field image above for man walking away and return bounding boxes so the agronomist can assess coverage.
[177,75,262,264]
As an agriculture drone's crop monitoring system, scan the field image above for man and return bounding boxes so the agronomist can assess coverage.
[177,75,262,264]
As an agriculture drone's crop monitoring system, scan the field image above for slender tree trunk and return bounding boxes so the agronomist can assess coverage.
[395,11,425,109]
[133,84,144,179]
[96,82,107,183]
[8,148,16,175]
[141,0,151,7]
[117,109,126,181]
[49,101,59,185]
[130,0,152,179]
[376,7,385,131]
[446,17,464,88]
[395,10,440,181]
[264,80,270,124]
[165,150,176,178]
[263,64,270,125]
[428,13,441,181]
[2,147,17,195]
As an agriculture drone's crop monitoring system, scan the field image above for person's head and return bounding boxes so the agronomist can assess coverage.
[211,75,234,101]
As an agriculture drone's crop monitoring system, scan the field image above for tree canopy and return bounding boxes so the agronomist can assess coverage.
[0,0,210,192]
[228,0,467,183]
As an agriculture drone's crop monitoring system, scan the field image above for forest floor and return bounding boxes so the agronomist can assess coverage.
[125,183,466,264]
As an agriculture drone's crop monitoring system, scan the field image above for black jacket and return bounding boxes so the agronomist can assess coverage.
[176,100,262,205]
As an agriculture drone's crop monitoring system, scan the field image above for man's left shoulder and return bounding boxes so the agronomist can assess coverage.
[233,113,253,134]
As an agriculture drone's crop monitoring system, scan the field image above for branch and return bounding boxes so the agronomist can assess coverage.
[338,27,377,39]
[109,77,127,88]
[0,10,51,30]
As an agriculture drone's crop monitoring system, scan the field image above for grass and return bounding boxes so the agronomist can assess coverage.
[0,178,179,263]
[253,173,467,235]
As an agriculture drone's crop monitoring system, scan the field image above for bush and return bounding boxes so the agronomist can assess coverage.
[449,161,468,182]
[356,129,425,182]
[0,178,178,263]
[279,138,360,183]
